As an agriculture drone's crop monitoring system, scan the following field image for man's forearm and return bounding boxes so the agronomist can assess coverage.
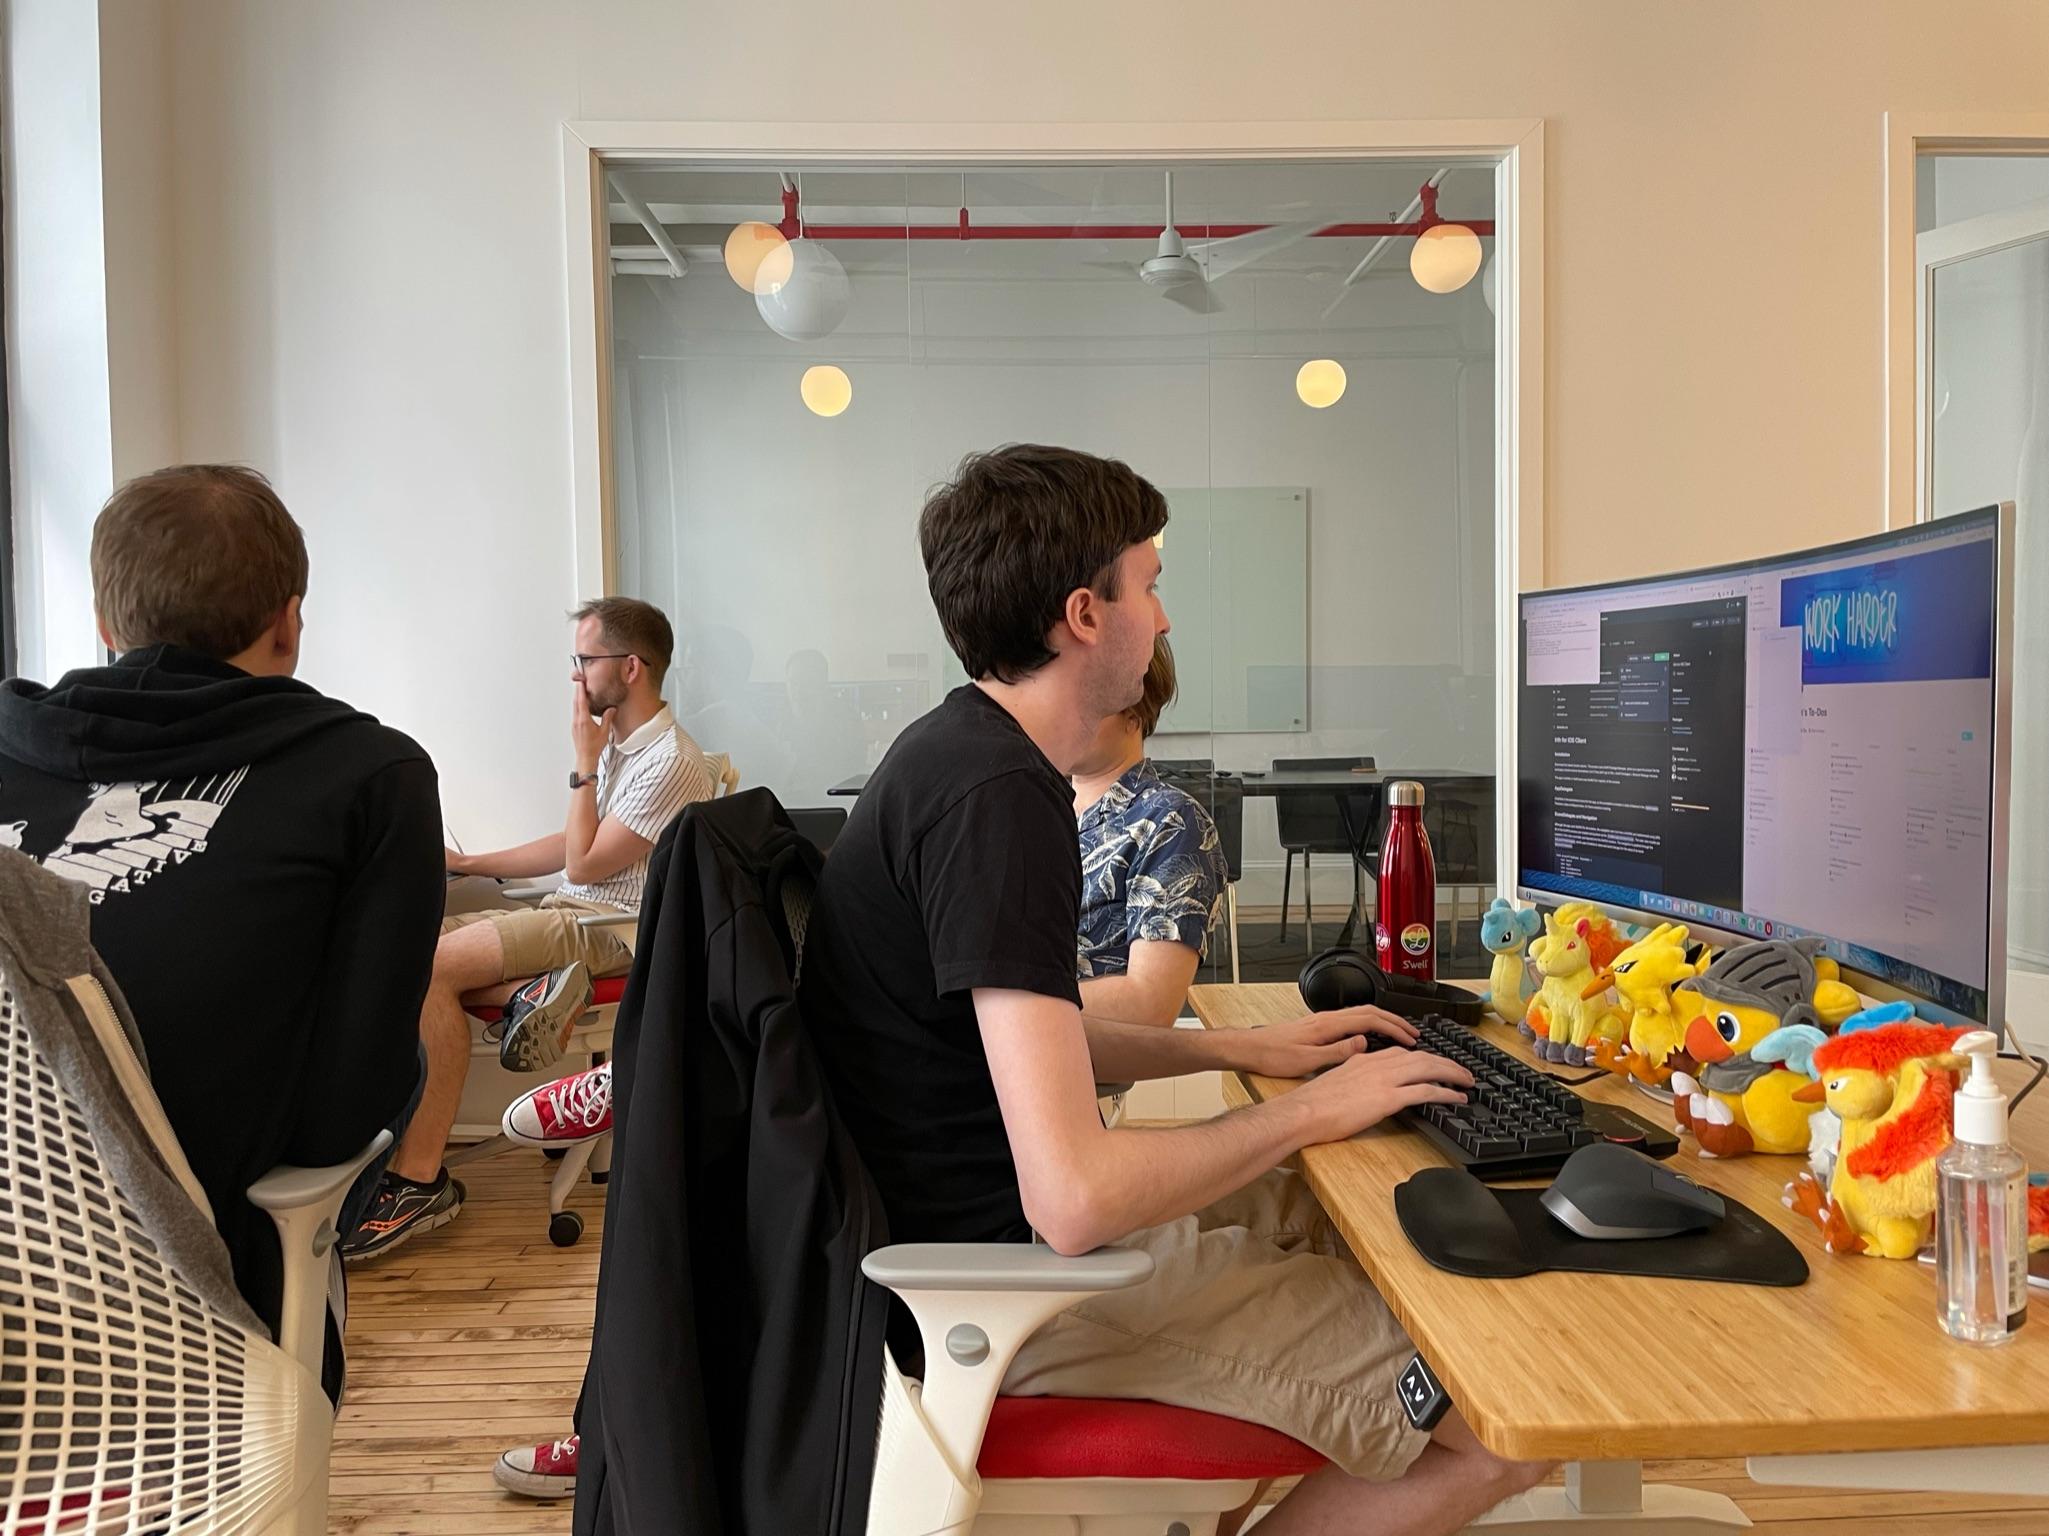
[1080,1014,1237,1081]
[1077,973,1184,1031]
[459,833,566,879]
[1047,1094,1330,1249]
[563,784,601,872]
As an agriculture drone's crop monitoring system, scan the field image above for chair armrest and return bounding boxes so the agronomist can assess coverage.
[576,912,638,929]
[247,1129,393,1382]
[502,880,561,902]
[863,1243,1154,1490]
[862,1242,1153,1294]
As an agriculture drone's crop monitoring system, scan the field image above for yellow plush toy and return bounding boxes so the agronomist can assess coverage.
[1668,937,1861,1157]
[1585,922,1710,1089]
[1785,1017,1972,1258]
[1520,904,1627,1066]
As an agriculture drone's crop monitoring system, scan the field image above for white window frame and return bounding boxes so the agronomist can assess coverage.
[559,119,1546,894]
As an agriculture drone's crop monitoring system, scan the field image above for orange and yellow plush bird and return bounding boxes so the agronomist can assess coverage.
[1790,1020,1973,1259]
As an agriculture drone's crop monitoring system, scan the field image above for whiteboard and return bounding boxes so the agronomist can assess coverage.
[1155,487,1309,734]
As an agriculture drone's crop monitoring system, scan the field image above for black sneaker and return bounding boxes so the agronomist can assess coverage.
[341,1171,465,1263]
[498,962,594,1073]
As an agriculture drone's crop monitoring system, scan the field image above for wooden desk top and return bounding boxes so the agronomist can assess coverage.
[1189,980,2049,1463]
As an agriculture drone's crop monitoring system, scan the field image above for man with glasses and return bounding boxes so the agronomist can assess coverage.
[343,597,712,1260]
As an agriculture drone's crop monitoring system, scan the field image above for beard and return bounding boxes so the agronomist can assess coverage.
[586,677,628,715]
[1082,639,1150,724]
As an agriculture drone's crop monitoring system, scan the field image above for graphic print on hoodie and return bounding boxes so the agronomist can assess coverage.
[0,644,444,1395]
[34,769,249,898]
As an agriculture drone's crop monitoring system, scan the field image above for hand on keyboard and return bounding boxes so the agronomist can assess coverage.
[1294,1047,1476,1144]
[1237,1005,1420,1079]
[1380,1013,1679,1177]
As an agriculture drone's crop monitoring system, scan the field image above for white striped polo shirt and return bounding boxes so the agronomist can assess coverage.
[559,705,713,911]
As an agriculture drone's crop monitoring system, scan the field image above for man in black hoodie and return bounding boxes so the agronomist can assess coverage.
[0,464,440,1397]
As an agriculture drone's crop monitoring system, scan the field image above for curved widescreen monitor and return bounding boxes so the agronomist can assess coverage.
[1517,505,2013,1028]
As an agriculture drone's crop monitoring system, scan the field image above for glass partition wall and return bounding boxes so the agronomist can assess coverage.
[607,158,1502,983]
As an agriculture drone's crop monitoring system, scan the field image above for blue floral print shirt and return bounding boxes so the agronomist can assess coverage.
[1075,760,1228,978]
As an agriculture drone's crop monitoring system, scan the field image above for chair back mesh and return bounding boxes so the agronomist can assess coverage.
[0,962,308,1533]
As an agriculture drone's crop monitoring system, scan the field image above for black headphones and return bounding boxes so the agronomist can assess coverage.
[1298,947,1485,1029]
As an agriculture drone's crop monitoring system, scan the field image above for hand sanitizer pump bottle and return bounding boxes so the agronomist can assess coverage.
[1936,1030,2028,1345]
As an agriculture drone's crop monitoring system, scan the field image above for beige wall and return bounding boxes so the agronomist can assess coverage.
[129,0,2049,836]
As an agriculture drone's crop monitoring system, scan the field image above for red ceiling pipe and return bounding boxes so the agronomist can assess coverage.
[772,182,1491,242]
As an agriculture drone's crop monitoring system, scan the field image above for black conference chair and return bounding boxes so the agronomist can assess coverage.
[1272,756,1379,956]
[786,804,850,856]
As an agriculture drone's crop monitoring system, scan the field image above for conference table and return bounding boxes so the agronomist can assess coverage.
[1190,979,2049,1532]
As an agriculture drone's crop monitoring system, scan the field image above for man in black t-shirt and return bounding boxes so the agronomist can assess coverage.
[801,445,1550,1534]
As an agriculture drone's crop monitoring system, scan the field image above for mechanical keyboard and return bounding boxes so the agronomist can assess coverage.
[1372,1013,1680,1180]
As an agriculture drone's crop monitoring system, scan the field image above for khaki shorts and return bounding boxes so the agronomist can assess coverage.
[441,894,633,982]
[1002,1169,1429,1481]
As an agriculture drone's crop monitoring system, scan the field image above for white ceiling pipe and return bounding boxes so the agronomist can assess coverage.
[1321,168,1452,319]
[608,173,689,278]
[612,259,683,277]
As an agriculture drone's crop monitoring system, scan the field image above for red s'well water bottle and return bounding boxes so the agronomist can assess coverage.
[1376,781,1437,982]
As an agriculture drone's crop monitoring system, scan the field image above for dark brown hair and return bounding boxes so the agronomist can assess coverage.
[91,465,309,659]
[918,444,1169,683]
[1125,635,1179,738]
[571,596,675,685]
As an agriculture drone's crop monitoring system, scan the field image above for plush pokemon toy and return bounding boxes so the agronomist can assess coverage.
[1783,1016,1973,1257]
[1584,922,1709,1089]
[1667,937,1860,1157]
[1479,898,1542,1026]
[1521,904,1628,1066]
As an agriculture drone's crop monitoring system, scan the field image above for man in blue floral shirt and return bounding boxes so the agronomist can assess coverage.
[1072,638,1228,1026]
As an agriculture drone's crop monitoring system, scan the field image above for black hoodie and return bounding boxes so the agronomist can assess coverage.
[0,645,440,1381]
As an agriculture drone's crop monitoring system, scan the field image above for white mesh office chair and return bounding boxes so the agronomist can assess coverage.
[769,872,1324,1535]
[0,956,388,1535]
[861,1244,1326,1535]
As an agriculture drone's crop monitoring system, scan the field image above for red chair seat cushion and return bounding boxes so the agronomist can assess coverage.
[977,1396,1325,1481]
[471,975,628,1025]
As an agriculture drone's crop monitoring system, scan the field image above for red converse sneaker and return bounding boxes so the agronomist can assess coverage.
[494,1432,578,1499]
[503,1061,613,1147]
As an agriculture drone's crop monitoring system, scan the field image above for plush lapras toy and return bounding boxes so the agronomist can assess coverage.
[1668,937,1861,1157]
[1520,904,1628,1066]
[1781,1017,1973,1258]
[1478,898,1542,1025]
[1584,923,1710,1089]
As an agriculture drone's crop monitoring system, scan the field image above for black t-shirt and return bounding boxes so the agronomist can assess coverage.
[801,685,1081,1244]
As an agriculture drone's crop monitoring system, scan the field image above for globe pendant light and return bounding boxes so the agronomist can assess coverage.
[1295,358,1347,409]
[1411,223,1482,295]
[725,221,792,293]
[756,238,850,342]
[800,364,853,418]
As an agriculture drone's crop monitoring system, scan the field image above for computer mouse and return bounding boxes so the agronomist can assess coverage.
[1539,1142,1724,1240]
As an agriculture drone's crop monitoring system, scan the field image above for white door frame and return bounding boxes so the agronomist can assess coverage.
[558,118,1546,890]
[1883,111,2049,529]
[1914,195,2049,521]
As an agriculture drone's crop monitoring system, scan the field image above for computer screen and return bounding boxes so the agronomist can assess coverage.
[1516,506,2011,1025]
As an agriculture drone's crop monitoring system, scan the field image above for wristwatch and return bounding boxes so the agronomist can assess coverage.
[569,770,598,790]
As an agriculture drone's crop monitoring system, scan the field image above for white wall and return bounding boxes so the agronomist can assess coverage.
[54,0,2046,845]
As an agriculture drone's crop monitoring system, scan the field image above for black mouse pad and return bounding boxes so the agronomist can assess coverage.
[1395,1167,1808,1287]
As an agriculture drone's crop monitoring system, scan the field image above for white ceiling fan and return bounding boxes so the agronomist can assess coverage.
[1096,170,1319,312]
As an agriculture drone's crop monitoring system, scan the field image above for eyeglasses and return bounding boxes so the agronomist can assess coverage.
[571,652,636,672]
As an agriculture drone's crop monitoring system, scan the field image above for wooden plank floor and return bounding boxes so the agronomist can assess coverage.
[333,1148,2049,1534]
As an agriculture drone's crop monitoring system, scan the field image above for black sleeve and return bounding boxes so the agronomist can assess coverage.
[287,754,442,1167]
[910,772,1081,1004]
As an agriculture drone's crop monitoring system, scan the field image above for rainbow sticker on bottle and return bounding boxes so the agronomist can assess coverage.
[1400,922,1432,957]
